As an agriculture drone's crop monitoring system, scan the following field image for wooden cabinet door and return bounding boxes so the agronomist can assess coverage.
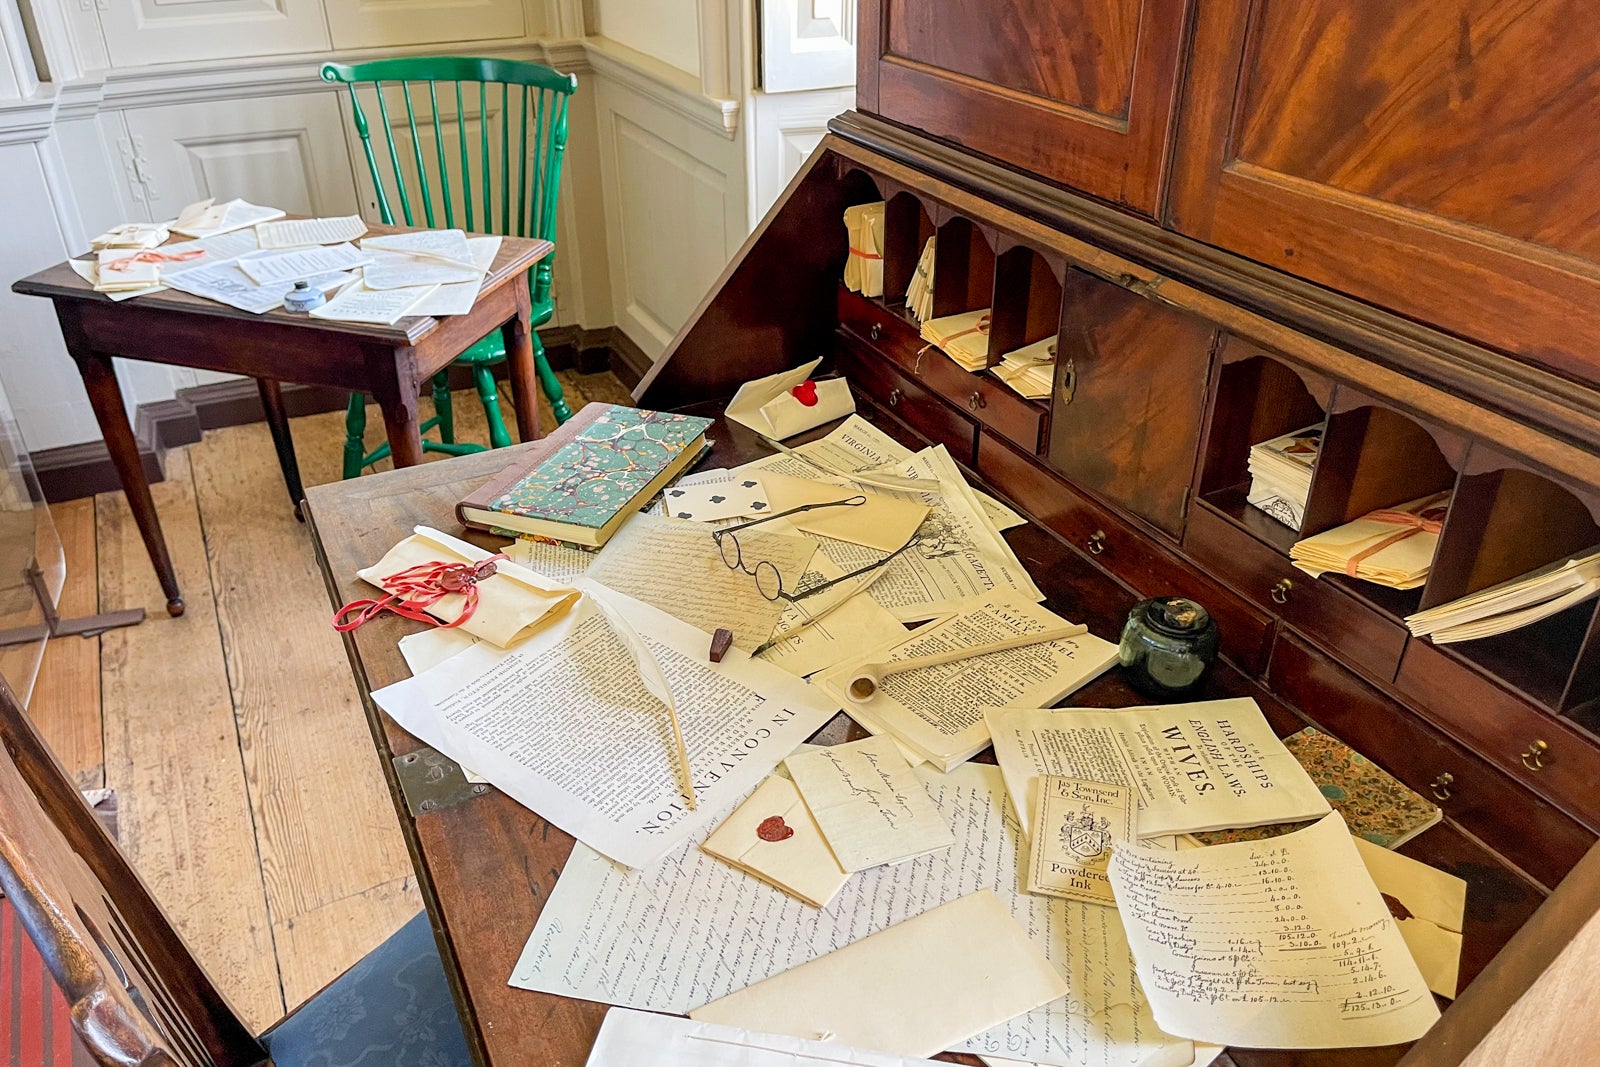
[1169,0,1600,385]
[856,0,1192,214]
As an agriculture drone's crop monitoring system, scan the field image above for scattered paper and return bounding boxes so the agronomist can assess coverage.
[309,281,439,325]
[816,597,1120,770]
[785,738,953,872]
[1025,776,1135,906]
[701,774,850,908]
[361,229,483,287]
[662,475,771,522]
[586,513,817,653]
[586,1008,952,1067]
[756,471,928,553]
[408,236,501,316]
[725,358,856,440]
[755,555,907,678]
[513,761,1192,1067]
[1353,835,1466,999]
[504,537,598,584]
[170,198,284,238]
[162,260,324,314]
[236,242,371,284]
[254,214,368,249]
[397,627,479,675]
[1110,813,1440,1048]
[690,890,1069,1058]
[988,698,1332,838]
[372,582,838,868]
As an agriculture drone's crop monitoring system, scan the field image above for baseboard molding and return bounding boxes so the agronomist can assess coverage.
[32,324,650,503]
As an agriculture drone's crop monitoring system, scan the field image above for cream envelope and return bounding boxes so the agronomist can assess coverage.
[689,889,1068,1058]
[1353,836,1466,998]
[725,358,857,441]
[701,775,850,909]
[356,525,581,648]
[785,738,954,872]
[754,471,928,553]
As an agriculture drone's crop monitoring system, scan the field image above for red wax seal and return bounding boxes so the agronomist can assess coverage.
[757,815,795,842]
[790,380,819,407]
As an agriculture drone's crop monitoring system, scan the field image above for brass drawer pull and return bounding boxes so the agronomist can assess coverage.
[1270,578,1293,604]
[1521,739,1549,771]
[869,322,883,341]
[967,391,986,411]
[1429,772,1454,801]
[886,388,902,408]
[1086,530,1107,556]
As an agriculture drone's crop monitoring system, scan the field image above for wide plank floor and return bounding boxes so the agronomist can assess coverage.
[25,368,635,1031]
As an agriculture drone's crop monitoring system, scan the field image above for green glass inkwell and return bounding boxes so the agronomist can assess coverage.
[1118,596,1220,700]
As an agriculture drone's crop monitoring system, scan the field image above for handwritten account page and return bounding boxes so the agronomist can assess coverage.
[1109,813,1440,1048]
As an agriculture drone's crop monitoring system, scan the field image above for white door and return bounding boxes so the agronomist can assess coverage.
[759,0,855,92]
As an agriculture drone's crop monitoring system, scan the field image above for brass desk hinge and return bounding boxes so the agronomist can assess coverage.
[393,747,490,816]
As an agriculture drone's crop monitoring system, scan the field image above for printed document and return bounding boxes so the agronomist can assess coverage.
[236,242,371,284]
[371,582,837,868]
[988,698,1332,837]
[255,215,368,249]
[409,236,501,315]
[1109,813,1440,1048]
[309,281,439,325]
[512,761,1193,1067]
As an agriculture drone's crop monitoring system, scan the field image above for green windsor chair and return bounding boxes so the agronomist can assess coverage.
[322,56,578,480]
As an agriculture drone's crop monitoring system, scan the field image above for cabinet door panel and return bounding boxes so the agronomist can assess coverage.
[98,0,328,66]
[857,0,1190,214]
[1170,0,1600,384]
[323,0,524,50]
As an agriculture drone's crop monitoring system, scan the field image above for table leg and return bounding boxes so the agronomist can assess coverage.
[501,283,543,443]
[257,379,305,521]
[78,351,185,617]
[378,386,426,468]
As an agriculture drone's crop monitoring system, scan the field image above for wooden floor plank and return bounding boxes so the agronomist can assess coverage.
[27,499,103,788]
[273,875,420,1012]
[96,450,284,1031]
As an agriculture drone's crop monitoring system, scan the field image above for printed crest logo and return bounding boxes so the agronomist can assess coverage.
[1060,807,1112,859]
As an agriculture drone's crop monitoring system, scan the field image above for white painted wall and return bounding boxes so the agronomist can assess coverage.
[593,0,700,75]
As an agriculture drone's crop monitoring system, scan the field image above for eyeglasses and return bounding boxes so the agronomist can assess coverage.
[713,497,919,602]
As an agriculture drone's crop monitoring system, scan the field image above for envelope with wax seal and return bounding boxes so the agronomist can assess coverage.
[701,774,849,909]
[355,525,580,648]
[1352,836,1466,998]
[725,358,855,440]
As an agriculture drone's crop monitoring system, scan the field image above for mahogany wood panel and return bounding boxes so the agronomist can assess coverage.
[858,0,1191,212]
[1048,270,1216,536]
[1169,0,1600,382]
[834,339,979,465]
[1197,344,1329,498]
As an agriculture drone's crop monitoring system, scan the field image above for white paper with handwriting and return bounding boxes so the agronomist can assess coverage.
[785,737,954,871]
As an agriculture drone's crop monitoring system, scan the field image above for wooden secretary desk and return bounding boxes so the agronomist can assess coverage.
[632,1,1600,1060]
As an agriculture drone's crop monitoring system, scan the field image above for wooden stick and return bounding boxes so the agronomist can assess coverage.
[846,623,1090,702]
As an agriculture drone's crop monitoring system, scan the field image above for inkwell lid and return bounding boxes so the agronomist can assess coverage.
[1140,596,1213,638]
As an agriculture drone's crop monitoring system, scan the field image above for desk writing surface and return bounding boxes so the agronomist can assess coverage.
[9,224,553,346]
[304,396,1543,1067]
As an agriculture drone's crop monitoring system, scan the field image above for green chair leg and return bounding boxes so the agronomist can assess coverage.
[474,365,515,449]
[432,371,455,444]
[532,331,571,425]
[343,393,368,480]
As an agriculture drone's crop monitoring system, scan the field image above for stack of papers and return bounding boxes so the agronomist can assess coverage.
[1247,424,1321,530]
[90,223,169,251]
[905,237,935,323]
[91,250,161,293]
[1291,490,1450,589]
[920,308,991,372]
[992,336,1057,399]
[843,201,886,298]
[1405,546,1600,642]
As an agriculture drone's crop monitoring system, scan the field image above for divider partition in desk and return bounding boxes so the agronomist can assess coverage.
[637,130,1600,896]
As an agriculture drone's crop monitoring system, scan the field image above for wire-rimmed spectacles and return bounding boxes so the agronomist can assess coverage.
[712,497,918,602]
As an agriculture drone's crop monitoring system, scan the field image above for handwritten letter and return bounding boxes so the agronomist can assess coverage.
[784,737,953,871]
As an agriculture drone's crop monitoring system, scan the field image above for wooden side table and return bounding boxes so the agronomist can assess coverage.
[12,228,552,616]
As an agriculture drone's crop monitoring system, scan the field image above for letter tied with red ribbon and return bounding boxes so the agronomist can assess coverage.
[333,554,508,631]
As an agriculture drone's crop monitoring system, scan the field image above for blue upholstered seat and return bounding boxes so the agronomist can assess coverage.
[262,911,472,1067]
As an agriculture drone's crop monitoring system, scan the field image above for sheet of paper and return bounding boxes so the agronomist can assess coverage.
[408,236,501,315]
[373,582,837,868]
[235,242,371,284]
[361,229,482,287]
[988,698,1332,838]
[398,627,479,675]
[587,1008,953,1067]
[1026,776,1135,906]
[1352,836,1465,999]
[662,475,772,521]
[701,774,850,908]
[755,471,928,552]
[816,597,1121,770]
[309,281,439,324]
[785,737,953,871]
[254,215,368,249]
[162,260,315,314]
[513,761,1192,1067]
[756,554,908,678]
[169,198,284,238]
[504,537,599,584]
[586,513,816,653]
[67,259,166,301]
[162,228,261,270]
[690,890,1069,1058]
[1110,813,1440,1048]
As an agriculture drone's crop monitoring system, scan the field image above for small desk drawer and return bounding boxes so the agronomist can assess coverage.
[837,288,1048,454]
[977,429,1274,675]
[835,340,977,466]
[1270,632,1593,889]
[1185,502,1408,684]
[1397,638,1600,834]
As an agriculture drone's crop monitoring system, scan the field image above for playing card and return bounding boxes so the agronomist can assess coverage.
[662,477,771,521]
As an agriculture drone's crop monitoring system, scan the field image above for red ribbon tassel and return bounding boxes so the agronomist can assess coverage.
[100,248,207,272]
[332,555,507,632]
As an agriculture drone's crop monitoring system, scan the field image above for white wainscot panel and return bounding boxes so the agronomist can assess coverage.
[323,0,525,53]
[98,0,329,67]
[121,91,361,224]
[749,86,851,224]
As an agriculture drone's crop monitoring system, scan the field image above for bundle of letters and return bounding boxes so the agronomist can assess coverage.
[993,336,1057,399]
[1247,423,1320,530]
[904,237,935,322]
[1406,546,1600,642]
[1292,490,1449,589]
[842,202,885,298]
[920,308,991,372]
